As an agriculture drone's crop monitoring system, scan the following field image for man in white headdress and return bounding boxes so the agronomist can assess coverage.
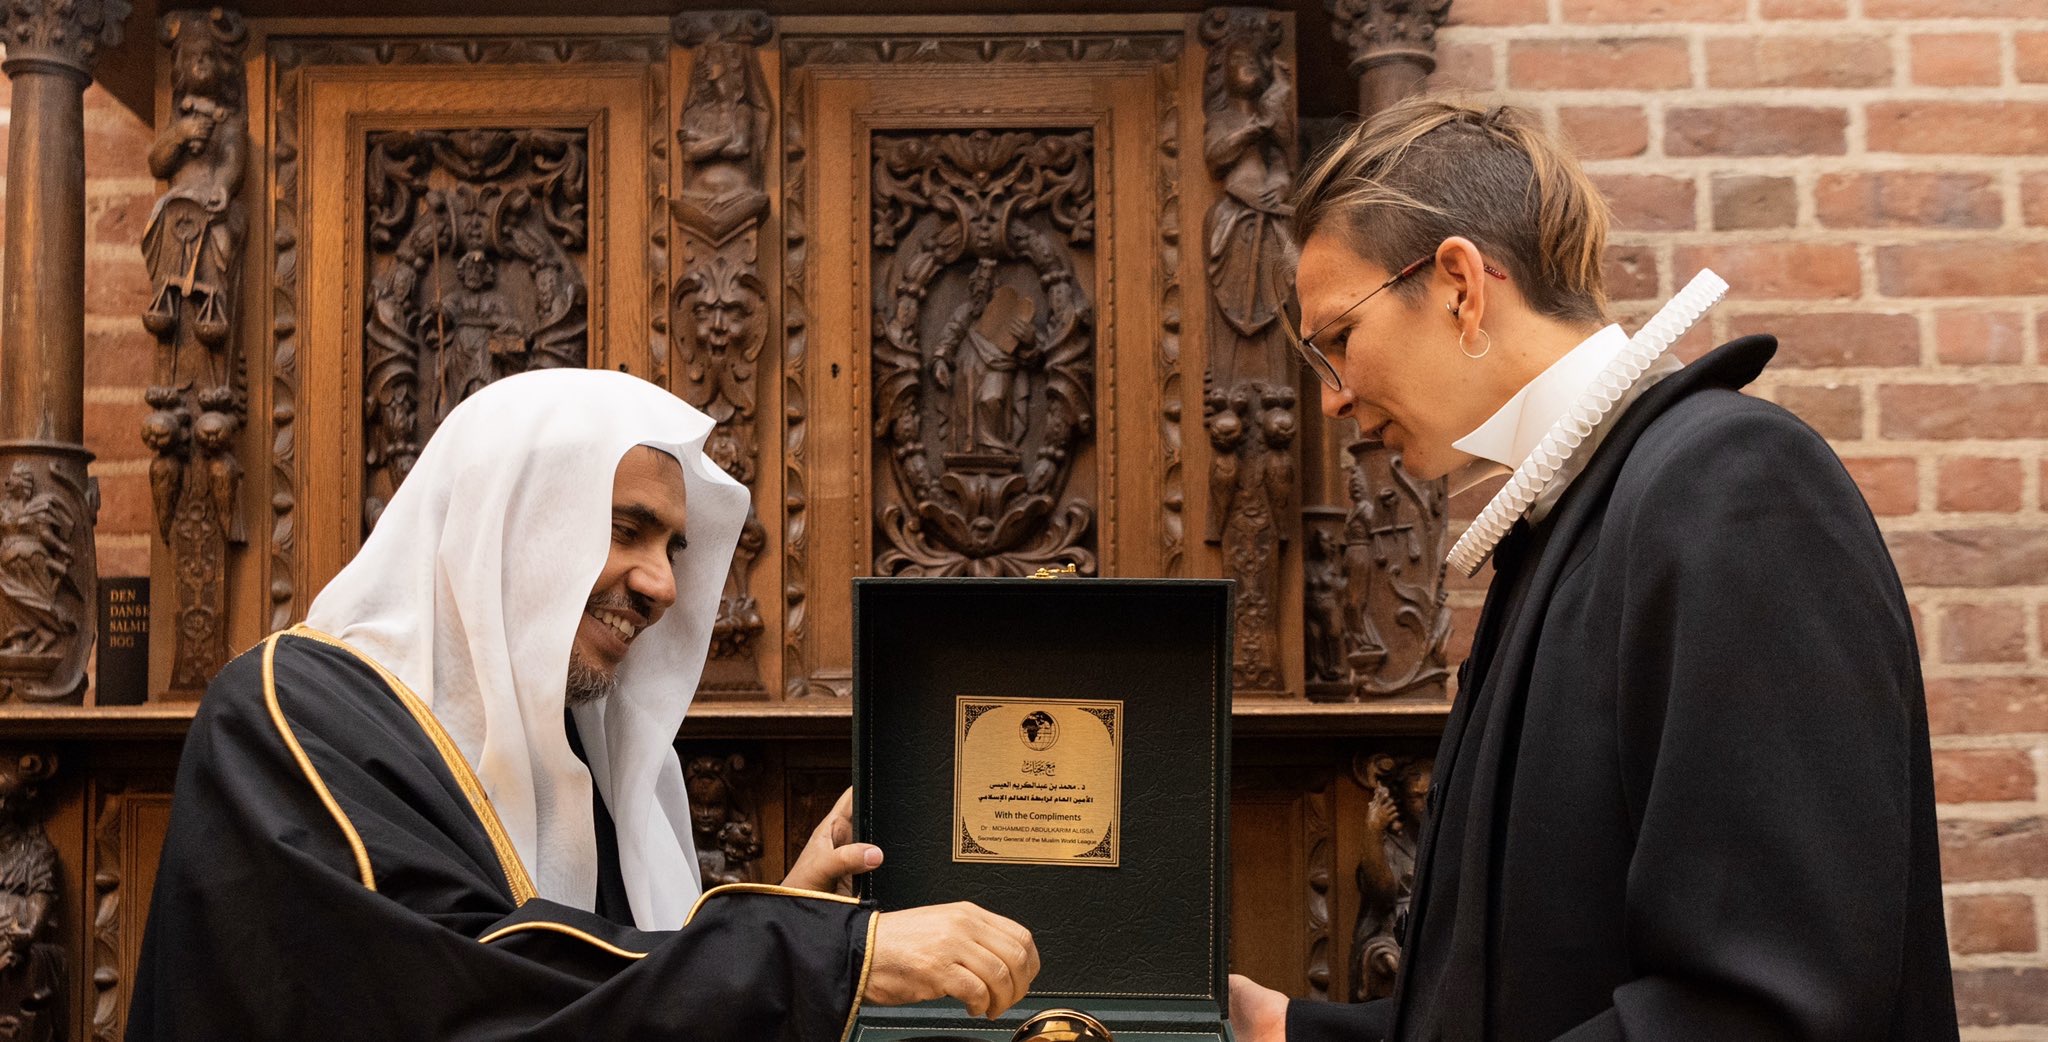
[128,369,1039,1041]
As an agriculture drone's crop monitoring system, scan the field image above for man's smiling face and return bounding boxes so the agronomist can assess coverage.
[566,446,689,705]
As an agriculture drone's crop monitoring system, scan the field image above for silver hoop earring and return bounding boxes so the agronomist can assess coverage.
[1459,327,1492,360]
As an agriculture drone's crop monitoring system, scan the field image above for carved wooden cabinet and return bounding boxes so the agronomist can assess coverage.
[0,5,1463,1038]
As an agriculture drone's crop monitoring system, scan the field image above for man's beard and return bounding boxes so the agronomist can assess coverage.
[567,590,646,705]
[565,657,618,706]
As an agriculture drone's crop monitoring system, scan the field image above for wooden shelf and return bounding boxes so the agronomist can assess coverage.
[683,697,1450,739]
[0,697,1448,741]
[0,703,201,741]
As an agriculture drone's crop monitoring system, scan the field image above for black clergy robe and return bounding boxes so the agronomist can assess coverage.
[128,629,876,1041]
[1288,338,1957,1042]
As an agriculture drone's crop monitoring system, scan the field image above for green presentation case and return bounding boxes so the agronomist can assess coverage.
[851,577,1236,1042]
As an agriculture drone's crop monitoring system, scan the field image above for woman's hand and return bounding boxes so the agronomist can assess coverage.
[1229,974,1289,1042]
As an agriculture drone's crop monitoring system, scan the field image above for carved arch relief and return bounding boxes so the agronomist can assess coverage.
[362,128,594,532]
[869,128,1100,578]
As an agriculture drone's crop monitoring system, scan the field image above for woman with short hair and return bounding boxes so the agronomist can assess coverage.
[1229,98,1957,1042]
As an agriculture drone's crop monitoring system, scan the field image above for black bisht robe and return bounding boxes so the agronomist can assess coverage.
[128,630,876,1041]
[1289,338,1958,1042]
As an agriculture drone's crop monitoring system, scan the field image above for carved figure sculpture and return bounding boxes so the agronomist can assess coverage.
[141,8,249,692]
[141,403,190,544]
[1304,526,1347,684]
[1201,8,1295,382]
[142,9,247,375]
[1341,452,1387,684]
[674,18,771,239]
[1201,10,1299,693]
[194,408,245,545]
[1351,754,1431,1001]
[0,467,77,658]
[683,753,762,885]
[0,752,62,1042]
[431,250,527,419]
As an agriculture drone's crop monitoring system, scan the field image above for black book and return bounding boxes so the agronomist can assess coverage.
[96,577,149,705]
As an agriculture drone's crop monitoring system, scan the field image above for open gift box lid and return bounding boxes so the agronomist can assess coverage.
[852,577,1235,1041]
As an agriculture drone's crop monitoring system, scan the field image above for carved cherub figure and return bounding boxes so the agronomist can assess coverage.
[1202,389,1246,546]
[713,820,763,886]
[193,408,245,545]
[684,753,760,885]
[141,407,191,544]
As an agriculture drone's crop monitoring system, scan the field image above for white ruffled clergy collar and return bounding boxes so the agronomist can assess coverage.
[1445,270,1728,576]
[1452,323,1679,524]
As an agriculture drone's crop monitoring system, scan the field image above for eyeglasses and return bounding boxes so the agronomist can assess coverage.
[1291,256,1509,391]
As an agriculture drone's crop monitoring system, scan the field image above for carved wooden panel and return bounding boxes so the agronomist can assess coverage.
[1230,765,1335,1001]
[869,127,1099,577]
[267,36,665,632]
[1342,443,1451,699]
[0,457,95,704]
[86,786,172,1042]
[782,22,1189,698]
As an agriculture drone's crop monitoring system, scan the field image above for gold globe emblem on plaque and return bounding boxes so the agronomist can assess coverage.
[1020,710,1059,751]
[1011,1008,1114,1042]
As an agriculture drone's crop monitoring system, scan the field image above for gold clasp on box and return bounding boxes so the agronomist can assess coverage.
[1028,564,1080,579]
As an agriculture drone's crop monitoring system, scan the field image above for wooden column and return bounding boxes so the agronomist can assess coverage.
[1326,0,1452,117]
[0,0,130,703]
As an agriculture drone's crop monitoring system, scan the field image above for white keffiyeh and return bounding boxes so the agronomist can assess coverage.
[306,368,750,930]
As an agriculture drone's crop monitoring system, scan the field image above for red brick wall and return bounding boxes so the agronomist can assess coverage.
[81,82,159,580]
[1436,0,2048,1033]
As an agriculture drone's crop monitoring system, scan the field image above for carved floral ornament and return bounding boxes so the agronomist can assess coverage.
[870,128,1099,577]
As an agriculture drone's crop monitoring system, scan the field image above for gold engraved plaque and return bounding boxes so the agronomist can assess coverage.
[954,697,1122,867]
